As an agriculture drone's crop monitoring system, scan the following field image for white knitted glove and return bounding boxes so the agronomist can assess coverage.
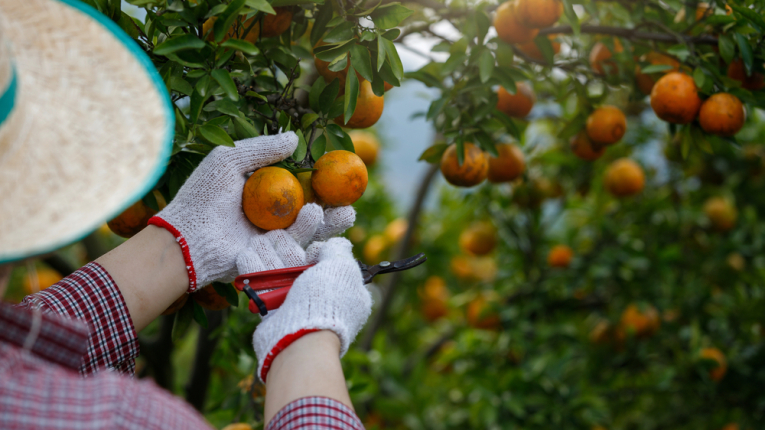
[249,238,372,382]
[148,132,357,292]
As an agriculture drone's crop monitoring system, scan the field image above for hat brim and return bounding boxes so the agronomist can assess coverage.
[0,0,174,263]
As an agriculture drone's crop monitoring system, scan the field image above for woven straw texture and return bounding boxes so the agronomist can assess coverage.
[0,0,169,260]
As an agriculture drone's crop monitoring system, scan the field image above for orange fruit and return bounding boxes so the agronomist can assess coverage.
[570,131,605,161]
[363,234,389,263]
[650,72,702,124]
[221,424,254,430]
[516,0,563,28]
[311,150,368,206]
[466,293,501,330]
[334,80,384,129]
[161,293,188,315]
[471,256,498,282]
[384,81,394,91]
[23,267,62,295]
[619,304,660,338]
[516,35,561,60]
[700,347,727,381]
[459,222,497,256]
[727,252,745,271]
[589,320,613,345]
[635,52,680,95]
[450,255,474,280]
[590,39,624,75]
[496,82,535,118]
[348,131,380,166]
[727,59,765,91]
[384,218,408,244]
[586,106,627,146]
[698,93,745,137]
[202,16,260,44]
[108,190,167,238]
[704,197,737,231]
[440,143,489,187]
[261,7,293,38]
[347,225,367,244]
[296,171,321,205]
[419,276,450,322]
[604,158,645,197]
[192,284,232,311]
[487,143,525,183]
[493,0,539,44]
[243,166,304,230]
[721,425,739,430]
[314,42,350,86]
[547,244,573,268]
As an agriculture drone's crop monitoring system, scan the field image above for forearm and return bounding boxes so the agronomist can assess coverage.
[96,225,189,332]
[264,330,353,425]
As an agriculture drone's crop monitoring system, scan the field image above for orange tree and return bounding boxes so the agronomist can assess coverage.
[5,0,765,428]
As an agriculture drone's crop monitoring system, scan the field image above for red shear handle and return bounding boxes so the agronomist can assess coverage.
[245,288,290,314]
[235,264,316,314]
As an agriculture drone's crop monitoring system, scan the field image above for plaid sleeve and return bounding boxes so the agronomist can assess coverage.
[265,397,365,430]
[19,262,139,376]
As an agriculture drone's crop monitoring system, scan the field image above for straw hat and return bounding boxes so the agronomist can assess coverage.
[0,0,174,263]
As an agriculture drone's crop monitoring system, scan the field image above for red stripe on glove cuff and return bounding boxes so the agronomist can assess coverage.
[148,216,199,293]
[260,328,320,382]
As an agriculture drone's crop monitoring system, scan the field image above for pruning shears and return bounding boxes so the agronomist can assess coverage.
[233,253,427,316]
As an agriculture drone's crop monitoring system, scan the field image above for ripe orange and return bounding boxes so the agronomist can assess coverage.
[334,80,384,129]
[604,158,645,197]
[516,0,563,28]
[348,131,380,166]
[23,267,62,295]
[221,424,254,430]
[202,16,260,43]
[384,218,408,244]
[496,82,536,118]
[459,222,497,256]
[720,424,739,430]
[704,197,737,231]
[347,225,367,244]
[261,7,293,38]
[590,39,624,75]
[699,347,727,381]
[466,293,501,330]
[440,142,489,187]
[727,252,745,271]
[363,234,389,263]
[162,293,188,315]
[243,167,304,230]
[296,171,321,205]
[314,42,350,86]
[471,256,498,282]
[650,72,702,124]
[311,150,369,206]
[108,190,167,238]
[698,93,745,137]
[727,59,765,91]
[620,304,660,338]
[493,0,539,44]
[193,284,231,311]
[516,35,561,61]
[586,106,627,146]
[570,131,605,161]
[547,244,573,268]
[635,52,680,95]
[450,255,474,280]
[384,81,394,91]
[419,276,450,322]
[487,143,525,183]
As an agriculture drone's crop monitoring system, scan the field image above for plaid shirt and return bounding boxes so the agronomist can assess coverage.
[1,262,364,430]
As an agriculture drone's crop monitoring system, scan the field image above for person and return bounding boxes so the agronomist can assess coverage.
[0,1,372,429]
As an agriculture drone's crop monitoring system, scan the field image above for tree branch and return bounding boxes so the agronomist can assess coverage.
[539,24,718,45]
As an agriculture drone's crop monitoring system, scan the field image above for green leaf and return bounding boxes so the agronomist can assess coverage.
[314,40,354,62]
[189,90,205,124]
[191,299,209,328]
[381,37,404,79]
[245,0,276,14]
[311,133,327,161]
[455,138,465,166]
[344,67,360,124]
[293,129,308,160]
[170,76,193,96]
[561,0,579,35]
[377,34,386,72]
[319,78,341,113]
[310,2,333,47]
[203,98,241,116]
[271,0,322,6]
[220,39,260,55]
[198,124,235,146]
[309,77,328,112]
[324,21,356,43]
[728,3,765,31]
[172,298,194,343]
[718,34,736,65]
[212,282,239,307]
[117,12,140,38]
[426,97,447,121]
[640,64,674,74]
[328,54,348,72]
[693,67,706,90]
[326,124,354,152]
[370,4,413,30]
[351,44,374,82]
[301,113,320,129]
[233,116,259,138]
[735,33,754,75]
[211,69,239,101]
[382,29,401,40]
[534,35,555,64]
[154,33,206,56]
[418,143,448,163]
[214,0,247,43]
[692,125,713,154]
[479,49,494,84]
